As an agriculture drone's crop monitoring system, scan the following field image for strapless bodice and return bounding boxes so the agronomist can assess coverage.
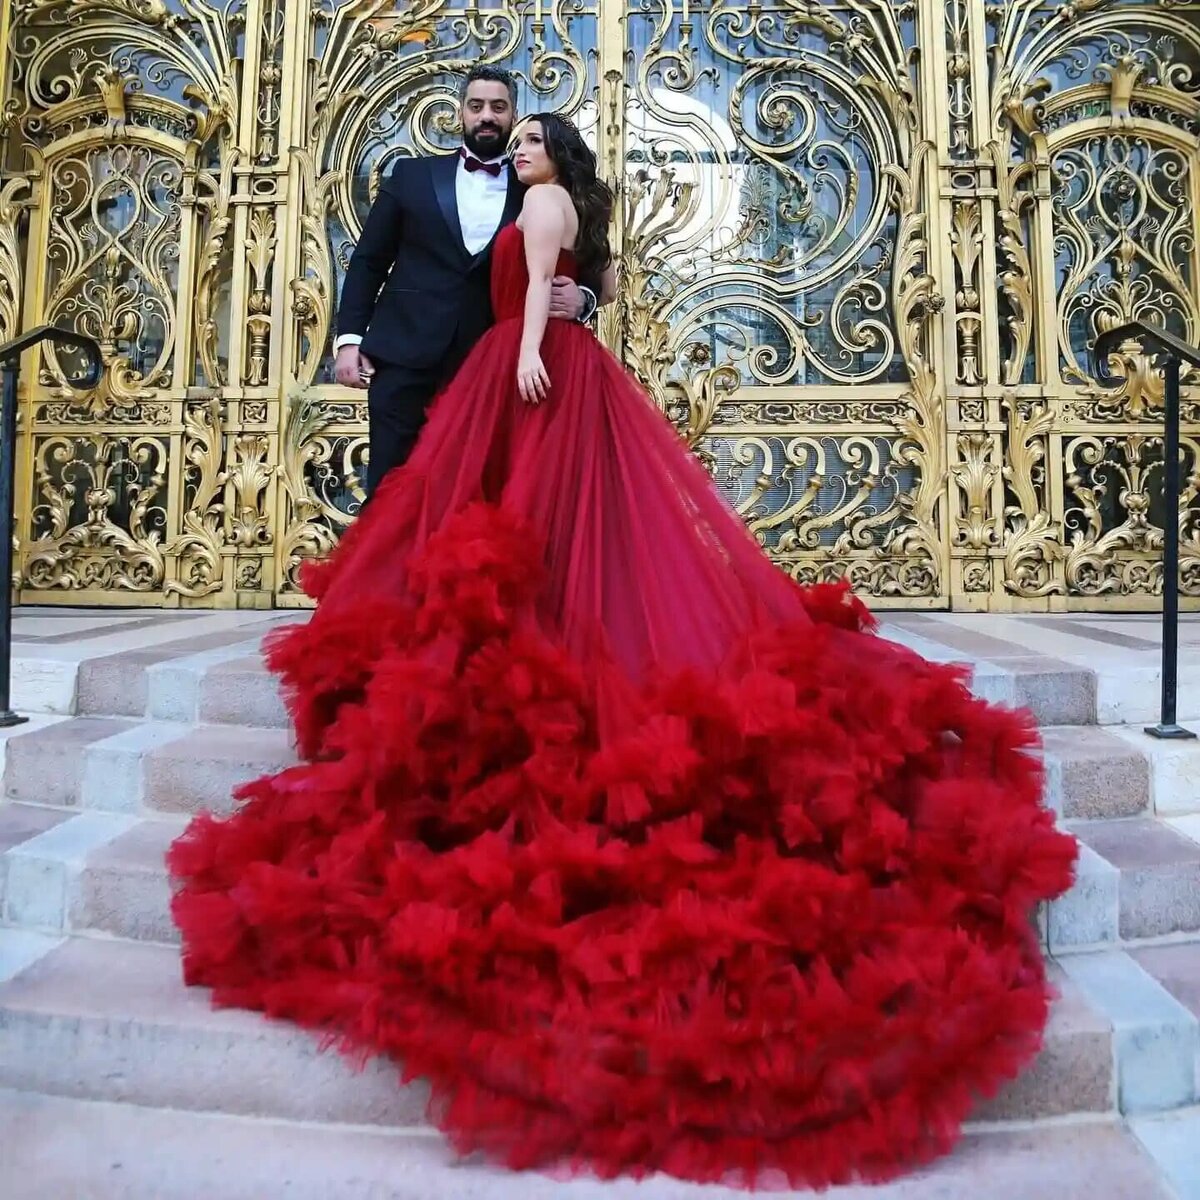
[490,223,578,320]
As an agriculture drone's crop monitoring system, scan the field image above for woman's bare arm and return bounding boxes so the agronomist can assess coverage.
[521,187,567,350]
[517,186,568,402]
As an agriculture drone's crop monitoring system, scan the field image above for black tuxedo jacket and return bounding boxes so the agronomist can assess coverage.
[337,153,523,368]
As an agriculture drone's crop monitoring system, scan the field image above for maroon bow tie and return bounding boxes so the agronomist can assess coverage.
[461,151,503,177]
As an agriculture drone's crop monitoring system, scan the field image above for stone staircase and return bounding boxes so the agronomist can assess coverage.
[0,611,1198,1199]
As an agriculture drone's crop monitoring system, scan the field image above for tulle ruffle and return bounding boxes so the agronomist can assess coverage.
[170,498,1075,1188]
[169,263,1076,1187]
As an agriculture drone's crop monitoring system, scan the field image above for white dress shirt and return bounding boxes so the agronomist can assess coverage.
[335,146,594,353]
[456,148,508,255]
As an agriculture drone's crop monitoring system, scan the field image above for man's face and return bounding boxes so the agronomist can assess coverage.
[461,80,515,159]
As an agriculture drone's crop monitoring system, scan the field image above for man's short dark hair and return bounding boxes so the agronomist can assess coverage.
[461,65,517,108]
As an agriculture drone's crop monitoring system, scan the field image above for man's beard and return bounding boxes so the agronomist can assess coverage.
[464,125,507,159]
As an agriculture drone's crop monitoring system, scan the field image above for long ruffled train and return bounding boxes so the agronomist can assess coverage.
[168,241,1076,1188]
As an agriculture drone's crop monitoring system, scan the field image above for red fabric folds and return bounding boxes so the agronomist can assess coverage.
[168,225,1076,1188]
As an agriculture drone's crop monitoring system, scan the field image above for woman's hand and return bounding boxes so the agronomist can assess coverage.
[517,348,550,405]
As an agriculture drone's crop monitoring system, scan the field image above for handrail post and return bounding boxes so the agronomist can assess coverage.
[1094,320,1200,741]
[0,360,21,725]
[0,325,102,726]
[1151,355,1193,739]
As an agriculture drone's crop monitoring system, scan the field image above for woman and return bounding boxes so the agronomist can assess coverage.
[168,114,1076,1188]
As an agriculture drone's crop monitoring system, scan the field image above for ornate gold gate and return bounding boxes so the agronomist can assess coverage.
[0,0,1197,610]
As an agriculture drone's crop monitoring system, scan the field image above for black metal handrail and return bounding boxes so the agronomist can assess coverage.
[0,325,103,726]
[1094,320,1200,740]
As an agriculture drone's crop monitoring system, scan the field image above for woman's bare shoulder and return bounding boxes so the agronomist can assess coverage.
[520,183,572,211]
[517,184,576,241]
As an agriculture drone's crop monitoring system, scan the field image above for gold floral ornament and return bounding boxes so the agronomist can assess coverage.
[0,0,1195,609]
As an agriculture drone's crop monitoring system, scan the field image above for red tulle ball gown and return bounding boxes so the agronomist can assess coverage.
[168,224,1076,1188]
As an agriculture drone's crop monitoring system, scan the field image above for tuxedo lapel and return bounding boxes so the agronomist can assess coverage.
[430,153,469,263]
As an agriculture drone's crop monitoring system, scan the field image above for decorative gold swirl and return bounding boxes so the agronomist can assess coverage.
[25,433,167,591]
[244,206,276,387]
[0,178,32,344]
[1,0,1197,610]
[1002,397,1064,598]
[166,399,224,599]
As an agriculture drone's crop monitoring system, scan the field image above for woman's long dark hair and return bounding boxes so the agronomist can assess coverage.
[528,112,613,281]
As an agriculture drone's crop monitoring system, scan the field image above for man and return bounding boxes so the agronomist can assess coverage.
[333,65,599,493]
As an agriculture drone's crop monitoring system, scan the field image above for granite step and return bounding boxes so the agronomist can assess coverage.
[137,724,297,817]
[1104,729,1200,819]
[191,653,290,728]
[879,624,1099,726]
[1130,1106,1200,1200]
[67,816,180,944]
[0,809,180,941]
[15,804,1191,966]
[1,729,1198,951]
[1040,726,1151,821]
[0,806,1180,955]
[2,717,138,808]
[136,645,1104,731]
[35,618,291,728]
[1129,940,1200,1032]
[6,809,1200,956]
[1058,818,1200,945]
[1041,812,1200,951]
[71,619,298,721]
[79,645,1108,733]
[0,714,1177,819]
[0,933,1113,1128]
[0,936,426,1126]
[8,615,1122,729]
[0,1089,1187,1200]
[1040,722,1200,822]
[2,719,297,815]
[13,608,1200,737]
[25,816,1200,956]
[1058,950,1198,1115]
[880,614,1200,730]
[8,799,1200,952]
